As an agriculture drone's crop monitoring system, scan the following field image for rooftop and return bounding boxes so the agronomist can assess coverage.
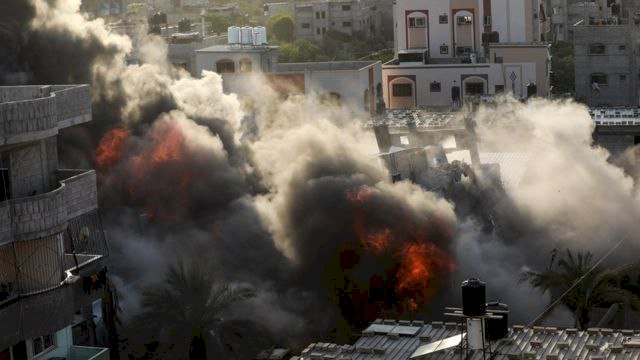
[364,109,463,130]
[277,61,378,72]
[293,320,640,359]
[195,45,279,53]
[590,108,640,126]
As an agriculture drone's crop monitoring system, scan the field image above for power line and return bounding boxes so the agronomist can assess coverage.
[527,234,628,327]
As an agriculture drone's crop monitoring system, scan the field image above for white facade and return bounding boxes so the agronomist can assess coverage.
[194,46,279,77]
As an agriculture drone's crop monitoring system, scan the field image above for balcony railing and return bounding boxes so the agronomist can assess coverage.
[0,170,106,301]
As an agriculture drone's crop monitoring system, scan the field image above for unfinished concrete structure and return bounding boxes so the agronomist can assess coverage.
[591,107,640,154]
[367,109,480,182]
[0,85,109,359]
[573,1,640,106]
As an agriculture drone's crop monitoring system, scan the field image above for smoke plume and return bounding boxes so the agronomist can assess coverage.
[3,0,640,355]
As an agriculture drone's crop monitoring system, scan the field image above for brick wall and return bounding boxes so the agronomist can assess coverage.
[11,185,66,240]
[0,95,58,143]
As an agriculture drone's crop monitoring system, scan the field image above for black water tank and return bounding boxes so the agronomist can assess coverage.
[461,278,486,316]
[485,301,509,341]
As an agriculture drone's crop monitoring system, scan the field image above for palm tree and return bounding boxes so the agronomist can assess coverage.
[135,261,256,359]
[522,249,640,329]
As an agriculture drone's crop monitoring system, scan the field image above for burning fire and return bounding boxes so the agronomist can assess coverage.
[94,127,130,171]
[346,186,456,313]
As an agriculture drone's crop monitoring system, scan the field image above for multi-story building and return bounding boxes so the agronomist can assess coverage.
[294,0,381,41]
[573,4,640,107]
[382,0,550,109]
[0,85,110,359]
[547,0,633,42]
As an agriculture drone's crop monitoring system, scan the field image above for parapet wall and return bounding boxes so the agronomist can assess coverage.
[0,85,92,145]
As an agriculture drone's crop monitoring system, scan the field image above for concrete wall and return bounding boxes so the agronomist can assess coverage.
[382,62,536,108]
[10,143,49,198]
[489,45,550,96]
[574,25,638,106]
[195,50,278,77]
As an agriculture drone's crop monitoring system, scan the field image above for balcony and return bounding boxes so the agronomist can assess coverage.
[0,85,91,145]
[69,345,110,360]
[0,169,105,301]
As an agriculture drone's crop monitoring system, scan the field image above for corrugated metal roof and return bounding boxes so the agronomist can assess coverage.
[295,321,640,360]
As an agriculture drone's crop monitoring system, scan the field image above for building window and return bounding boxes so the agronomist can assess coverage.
[302,23,310,29]
[430,81,441,92]
[239,58,252,72]
[439,14,448,24]
[589,43,606,54]
[456,46,472,55]
[32,334,55,357]
[619,45,626,51]
[343,21,352,27]
[465,82,484,95]
[215,60,235,73]
[321,11,326,19]
[392,83,413,97]
[408,17,426,28]
[457,15,472,25]
[483,15,492,26]
[495,85,505,94]
[315,11,320,19]
[440,45,448,54]
[342,4,351,11]
[591,73,608,85]
[620,74,627,81]
[322,27,327,34]
[316,27,321,35]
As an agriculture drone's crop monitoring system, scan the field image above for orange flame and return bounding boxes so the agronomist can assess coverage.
[95,127,130,171]
[346,185,457,313]
[396,242,457,306]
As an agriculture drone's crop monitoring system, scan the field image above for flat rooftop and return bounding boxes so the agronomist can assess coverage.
[364,109,463,129]
[293,320,640,359]
[277,61,378,72]
[590,107,640,126]
[195,45,279,53]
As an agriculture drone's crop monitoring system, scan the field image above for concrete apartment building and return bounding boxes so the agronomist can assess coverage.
[546,0,640,42]
[383,0,550,109]
[573,3,640,106]
[195,43,383,113]
[0,85,110,359]
[294,0,381,41]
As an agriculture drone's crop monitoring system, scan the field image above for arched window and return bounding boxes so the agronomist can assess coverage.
[239,58,252,72]
[216,59,235,73]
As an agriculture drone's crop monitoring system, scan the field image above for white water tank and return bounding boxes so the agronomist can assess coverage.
[227,26,240,44]
[252,26,267,45]
[240,26,253,45]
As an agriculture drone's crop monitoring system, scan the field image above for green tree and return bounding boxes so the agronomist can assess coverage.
[135,261,256,359]
[278,39,320,62]
[267,13,295,42]
[206,14,232,35]
[522,249,640,329]
[550,41,575,96]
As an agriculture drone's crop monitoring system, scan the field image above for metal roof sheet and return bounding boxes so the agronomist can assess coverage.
[295,322,640,360]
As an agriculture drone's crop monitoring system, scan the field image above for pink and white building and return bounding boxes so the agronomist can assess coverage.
[383,0,551,109]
